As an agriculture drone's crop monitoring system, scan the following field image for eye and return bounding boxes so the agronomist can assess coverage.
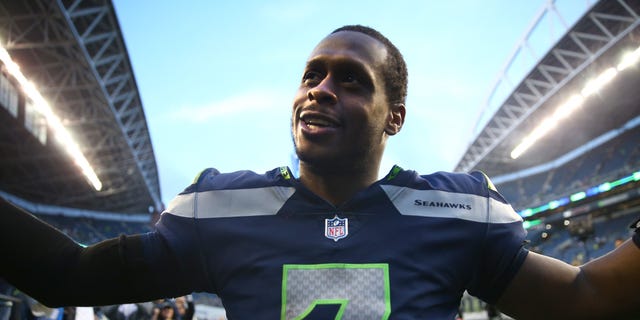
[342,73,358,84]
[302,70,322,86]
[341,72,372,92]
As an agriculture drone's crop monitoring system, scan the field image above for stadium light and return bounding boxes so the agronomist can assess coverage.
[0,46,102,191]
[580,67,617,97]
[552,94,584,120]
[510,45,640,159]
[617,46,640,71]
[510,95,583,159]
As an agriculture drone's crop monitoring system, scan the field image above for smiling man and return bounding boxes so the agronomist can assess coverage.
[2,25,640,320]
[292,26,405,205]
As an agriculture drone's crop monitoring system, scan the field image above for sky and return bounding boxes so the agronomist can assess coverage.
[110,0,591,205]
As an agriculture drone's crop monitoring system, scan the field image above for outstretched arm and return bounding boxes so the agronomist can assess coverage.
[497,236,640,319]
[0,197,191,307]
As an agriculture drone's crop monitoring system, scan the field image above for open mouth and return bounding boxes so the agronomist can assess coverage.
[300,113,341,129]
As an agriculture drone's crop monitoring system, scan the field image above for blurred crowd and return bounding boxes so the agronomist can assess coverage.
[0,288,227,320]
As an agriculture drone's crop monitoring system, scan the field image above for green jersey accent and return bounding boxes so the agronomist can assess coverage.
[281,263,391,320]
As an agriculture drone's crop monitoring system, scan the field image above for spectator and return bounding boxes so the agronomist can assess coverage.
[105,302,150,320]
[152,300,177,320]
[174,296,194,320]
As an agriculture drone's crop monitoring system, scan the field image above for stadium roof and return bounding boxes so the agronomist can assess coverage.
[0,0,161,214]
[456,0,640,179]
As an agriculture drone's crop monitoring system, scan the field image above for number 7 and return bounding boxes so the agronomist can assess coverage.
[281,263,391,320]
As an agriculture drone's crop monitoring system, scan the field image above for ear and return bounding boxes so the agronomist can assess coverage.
[384,103,405,136]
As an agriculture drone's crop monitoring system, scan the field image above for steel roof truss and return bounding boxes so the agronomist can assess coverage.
[58,0,162,210]
[455,0,640,172]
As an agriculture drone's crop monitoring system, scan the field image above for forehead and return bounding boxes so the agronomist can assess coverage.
[308,31,388,70]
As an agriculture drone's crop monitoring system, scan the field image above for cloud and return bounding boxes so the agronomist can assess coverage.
[166,89,291,123]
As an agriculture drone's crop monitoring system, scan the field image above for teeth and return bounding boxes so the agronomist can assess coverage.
[301,114,338,127]
[306,118,332,127]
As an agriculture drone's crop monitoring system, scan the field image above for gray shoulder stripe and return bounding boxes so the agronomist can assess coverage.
[164,186,296,218]
[380,185,522,224]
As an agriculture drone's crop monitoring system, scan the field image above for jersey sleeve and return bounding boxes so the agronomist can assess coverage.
[150,170,220,293]
[0,196,195,306]
[466,171,529,304]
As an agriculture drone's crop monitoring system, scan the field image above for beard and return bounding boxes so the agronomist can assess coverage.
[291,127,383,176]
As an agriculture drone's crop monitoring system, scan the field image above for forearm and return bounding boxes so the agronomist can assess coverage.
[498,238,640,319]
[579,239,640,317]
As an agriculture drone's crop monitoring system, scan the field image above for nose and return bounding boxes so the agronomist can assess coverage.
[307,77,338,105]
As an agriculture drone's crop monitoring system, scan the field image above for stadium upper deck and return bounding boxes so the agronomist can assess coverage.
[457,0,640,176]
[0,0,160,214]
[454,0,640,221]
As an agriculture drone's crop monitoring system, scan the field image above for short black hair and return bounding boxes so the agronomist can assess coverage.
[331,25,408,106]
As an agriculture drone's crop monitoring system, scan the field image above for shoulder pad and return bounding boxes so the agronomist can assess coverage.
[192,168,221,185]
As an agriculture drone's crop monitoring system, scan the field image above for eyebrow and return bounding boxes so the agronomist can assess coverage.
[305,55,377,79]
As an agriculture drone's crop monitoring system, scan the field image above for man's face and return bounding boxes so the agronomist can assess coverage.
[292,31,391,171]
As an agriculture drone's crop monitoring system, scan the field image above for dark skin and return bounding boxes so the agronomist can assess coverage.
[295,31,640,319]
[497,241,640,319]
[0,29,637,318]
[291,31,405,205]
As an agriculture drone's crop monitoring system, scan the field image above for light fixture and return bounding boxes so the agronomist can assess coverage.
[510,45,640,159]
[0,46,102,191]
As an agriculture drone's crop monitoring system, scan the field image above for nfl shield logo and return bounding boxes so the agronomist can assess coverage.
[325,215,348,241]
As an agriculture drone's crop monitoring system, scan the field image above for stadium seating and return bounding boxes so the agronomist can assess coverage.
[35,214,152,245]
[497,126,640,211]
[493,121,639,266]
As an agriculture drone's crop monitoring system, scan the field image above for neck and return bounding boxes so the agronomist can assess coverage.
[298,160,381,206]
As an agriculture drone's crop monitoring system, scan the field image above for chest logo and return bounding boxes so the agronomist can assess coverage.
[325,215,348,242]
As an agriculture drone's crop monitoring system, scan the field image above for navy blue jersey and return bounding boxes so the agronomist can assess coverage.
[149,165,528,319]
